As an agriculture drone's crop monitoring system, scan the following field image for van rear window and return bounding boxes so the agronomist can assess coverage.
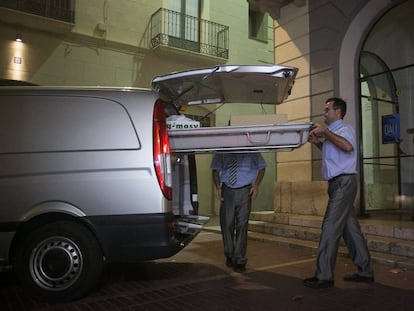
[0,95,140,153]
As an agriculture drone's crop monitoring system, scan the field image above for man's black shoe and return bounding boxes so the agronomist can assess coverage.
[303,276,334,288]
[233,264,246,273]
[225,257,233,268]
[343,273,374,283]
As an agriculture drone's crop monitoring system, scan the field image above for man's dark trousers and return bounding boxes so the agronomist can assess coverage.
[220,184,252,266]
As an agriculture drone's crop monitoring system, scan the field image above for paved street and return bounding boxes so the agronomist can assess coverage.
[1,230,414,310]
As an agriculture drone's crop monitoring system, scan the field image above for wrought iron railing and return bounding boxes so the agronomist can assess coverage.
[150,8,229,59]
[0,0,75,24]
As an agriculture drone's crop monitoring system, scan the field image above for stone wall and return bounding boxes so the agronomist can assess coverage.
[274,181,328,216]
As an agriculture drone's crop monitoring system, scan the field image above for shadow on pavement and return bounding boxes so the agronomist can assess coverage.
[2,261,414,311]
[2,230,414,311]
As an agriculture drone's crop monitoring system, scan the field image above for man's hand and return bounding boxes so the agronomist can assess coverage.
[250,185,259,200]
[309,123,327,137]
[250,168,265,200]
[215,187,223,201]
[308,123,325,149]
[212,170,223,201]
[308,132,320,144]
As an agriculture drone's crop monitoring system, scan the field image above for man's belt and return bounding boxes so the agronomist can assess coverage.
[329,173,356,183]
[223,183,251,190]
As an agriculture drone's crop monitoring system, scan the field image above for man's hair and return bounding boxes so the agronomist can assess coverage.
[326,97,346,119]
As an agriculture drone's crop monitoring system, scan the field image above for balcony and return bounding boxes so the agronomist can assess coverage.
[0,0,75,34]
[150,8,229,59]
[0,0,74,23]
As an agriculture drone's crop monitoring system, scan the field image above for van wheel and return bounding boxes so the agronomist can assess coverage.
[15,221,104,302]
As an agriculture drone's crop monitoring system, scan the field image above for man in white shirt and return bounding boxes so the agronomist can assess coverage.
[304,97,374,288]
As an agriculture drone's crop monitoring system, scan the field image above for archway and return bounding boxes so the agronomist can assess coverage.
[359,51,400,212]
[339,0,413,217]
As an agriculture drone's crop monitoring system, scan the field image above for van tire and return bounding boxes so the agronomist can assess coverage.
[15,221,104,302]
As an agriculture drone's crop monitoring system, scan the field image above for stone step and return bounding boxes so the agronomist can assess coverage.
[250,212,414,241]
[248,220,321,242]
[251,230,414,270]
[367,234,414,258]
[246,229,414,271]
[248,219,414,261]
[250,211,322,229]
[203,213,414,270]
[359,218,414,240]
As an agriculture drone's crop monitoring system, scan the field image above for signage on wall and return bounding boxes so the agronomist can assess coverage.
[382,113,400,144]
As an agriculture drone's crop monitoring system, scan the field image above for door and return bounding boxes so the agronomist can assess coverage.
[360,51,401,212]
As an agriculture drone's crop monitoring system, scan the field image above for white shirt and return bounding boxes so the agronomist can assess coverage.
[322,120,357,180]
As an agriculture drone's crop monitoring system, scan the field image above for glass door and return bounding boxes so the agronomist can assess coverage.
[360,51,400,212]
[168,0,201,52]
[360,50,414,217]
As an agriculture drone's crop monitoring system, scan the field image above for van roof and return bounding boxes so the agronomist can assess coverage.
[0,86,151,92]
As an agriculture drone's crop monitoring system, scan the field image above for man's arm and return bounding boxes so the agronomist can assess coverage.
[324,129,353,152]
[310,123,353,152]
[308,132,323,150]
[212,169,222,201]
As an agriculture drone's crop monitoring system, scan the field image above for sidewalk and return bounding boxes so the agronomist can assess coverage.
[204,214,414,271]
[201,221,414,310]
[1,228,414,310]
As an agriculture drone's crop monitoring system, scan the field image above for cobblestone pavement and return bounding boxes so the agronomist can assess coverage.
[1,230,414,311]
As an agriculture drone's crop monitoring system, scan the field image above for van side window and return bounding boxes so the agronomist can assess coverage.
[0,96,140,153]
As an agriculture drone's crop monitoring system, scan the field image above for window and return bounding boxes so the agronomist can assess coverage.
[248,4,268,42]
[0,0,75,23]
[0,96,139,153]
[168,0,201,42]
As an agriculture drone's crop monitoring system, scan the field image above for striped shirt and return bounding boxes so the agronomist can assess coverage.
[211,153,266,188]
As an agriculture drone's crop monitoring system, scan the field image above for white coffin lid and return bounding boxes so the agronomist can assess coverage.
[151,65,298,107]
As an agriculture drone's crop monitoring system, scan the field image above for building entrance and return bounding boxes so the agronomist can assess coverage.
[359,1,414,217]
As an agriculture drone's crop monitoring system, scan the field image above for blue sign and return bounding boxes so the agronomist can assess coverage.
[382,113,400,144]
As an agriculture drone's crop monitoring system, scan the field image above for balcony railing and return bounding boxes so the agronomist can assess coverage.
[0,0,75,23]
[150,8,229,59]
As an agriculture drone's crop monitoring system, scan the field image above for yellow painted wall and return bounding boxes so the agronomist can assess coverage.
[273,2,312,182]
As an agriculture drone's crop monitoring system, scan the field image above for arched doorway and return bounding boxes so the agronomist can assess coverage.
[359,1,414,218]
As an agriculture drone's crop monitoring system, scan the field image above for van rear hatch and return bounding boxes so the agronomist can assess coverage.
[152,64,297,106]
[152,65,312,154]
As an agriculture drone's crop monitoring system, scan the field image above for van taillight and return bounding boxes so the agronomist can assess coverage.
[153,100,172,200]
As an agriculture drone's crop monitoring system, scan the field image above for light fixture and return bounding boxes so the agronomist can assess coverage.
[15,34,22,42]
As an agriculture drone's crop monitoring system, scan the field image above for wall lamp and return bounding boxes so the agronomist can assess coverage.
[15,34,23,42]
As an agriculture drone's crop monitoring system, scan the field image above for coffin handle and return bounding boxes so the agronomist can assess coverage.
[246,131,271,145]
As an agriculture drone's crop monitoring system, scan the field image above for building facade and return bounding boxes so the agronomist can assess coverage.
[262,0,414,219]
[0,0,277,215]
[3,0,412,220]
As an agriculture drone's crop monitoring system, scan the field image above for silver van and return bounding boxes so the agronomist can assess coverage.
[0,65,309,302]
